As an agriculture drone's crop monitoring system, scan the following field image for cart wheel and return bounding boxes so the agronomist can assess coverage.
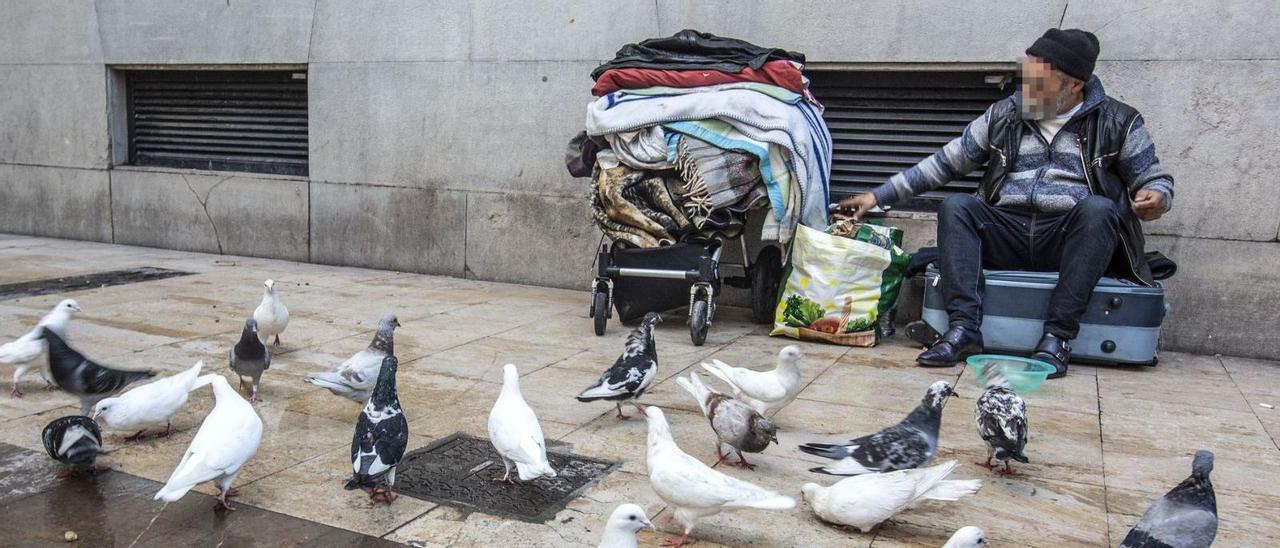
[592,290,608,336]
[750,246,783,324]
[689,299,709,346]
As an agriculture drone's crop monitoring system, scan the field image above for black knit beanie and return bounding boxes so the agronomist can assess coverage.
[1026,28,1100,81]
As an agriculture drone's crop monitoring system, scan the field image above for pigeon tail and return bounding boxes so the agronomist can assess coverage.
[993,447,1030,464]
[921,479,983,502]
[120,369,157,386]
[154,481,196,502]
[305,372,349,393]
[674,372,714,416]
[576,383,624,402]
[515,460,557,481]
[699,361,741,393]
[726,493,796,511]
[797,442,850,460]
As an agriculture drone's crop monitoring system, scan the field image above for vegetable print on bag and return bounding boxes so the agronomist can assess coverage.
[771,223,909,347]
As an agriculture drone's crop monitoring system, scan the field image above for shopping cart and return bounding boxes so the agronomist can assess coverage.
[588,232,783,346]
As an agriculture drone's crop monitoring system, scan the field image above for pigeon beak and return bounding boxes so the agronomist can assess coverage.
[71,304,82,312]
[643,519,656,531]
[90,410,100,421]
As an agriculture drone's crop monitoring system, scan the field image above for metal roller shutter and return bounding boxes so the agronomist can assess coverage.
[126,70,309,176]
[808,69,1015,211]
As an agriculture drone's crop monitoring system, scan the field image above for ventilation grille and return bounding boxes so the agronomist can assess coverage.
[808,69,1015,211]
[127,70,308,176]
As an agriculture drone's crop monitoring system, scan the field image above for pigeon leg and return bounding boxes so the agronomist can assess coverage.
[274,334,281,346]
[732,450,757,471]
[158,420,172,438]
[42,372,58,391]
[493,460,515,484]
[975,447,997,471]
[10,367,25,398]
[249,380,261,404]
[713,444,731,467]
[631,402,646,415]
[998,461,1018,477]
[214,492,236,512]
[124,429,150,442]
[660,533,693,547]
[55,468,74,479]
[237,376,248,394]
[614,402,629,420]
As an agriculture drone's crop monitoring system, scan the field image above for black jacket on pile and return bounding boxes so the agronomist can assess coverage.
[590,29,805,80]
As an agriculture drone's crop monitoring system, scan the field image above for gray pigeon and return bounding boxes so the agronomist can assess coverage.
[1120,450,1217,548]
[974,372,1029,475]
[676,371,777,470]
[42,328,155,415]
[799,380,955,475]
[42,415,106,477]
[306,314,399,403]
[576,312,661,419]
[229,319,270,404]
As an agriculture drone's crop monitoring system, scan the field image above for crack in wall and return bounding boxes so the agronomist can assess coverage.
[179,173,233,254]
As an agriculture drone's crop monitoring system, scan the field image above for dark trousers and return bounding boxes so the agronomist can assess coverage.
[937,194,1121,340]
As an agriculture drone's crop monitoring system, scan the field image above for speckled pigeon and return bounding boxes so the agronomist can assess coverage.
[676,371,777,470]
[799,380,955,475]
[42,415,106,477]
[42,328,155,415]
[974,372,1029,475]
[346,355,409,503]
[576,312,661,419]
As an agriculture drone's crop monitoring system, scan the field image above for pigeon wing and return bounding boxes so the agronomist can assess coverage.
[161,408,262,496]
[847,425,932,472]
[352,407,409,478]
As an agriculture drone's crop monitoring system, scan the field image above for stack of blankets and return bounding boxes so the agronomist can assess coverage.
[566,30,832,247]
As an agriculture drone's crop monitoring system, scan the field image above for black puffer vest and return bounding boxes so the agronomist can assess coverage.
[978,96,1154,286]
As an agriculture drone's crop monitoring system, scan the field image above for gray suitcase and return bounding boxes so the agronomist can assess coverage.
[920,265,1168,365]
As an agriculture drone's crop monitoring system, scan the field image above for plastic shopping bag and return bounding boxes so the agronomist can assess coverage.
[770,221,909,347]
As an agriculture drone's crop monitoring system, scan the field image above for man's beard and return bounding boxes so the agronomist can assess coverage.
[1021,85,1072,121]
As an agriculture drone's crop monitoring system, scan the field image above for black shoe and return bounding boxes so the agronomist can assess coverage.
[916,326,983,367]
[1032,333,1071,379]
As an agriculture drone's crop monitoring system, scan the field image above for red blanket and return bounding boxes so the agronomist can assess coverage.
[592,60,808,97]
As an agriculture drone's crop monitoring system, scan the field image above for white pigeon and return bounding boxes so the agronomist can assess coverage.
[598,503,656,548]
[643,406,795,547]
[700,345,803,414]
[801,460,982,533]
[943,526,988,547]
[487,363,556,483]
[92,361,203,440]
[155,373,263,511]
[1,298,80,397]
[305,314,399,403]
[252,279,289,346]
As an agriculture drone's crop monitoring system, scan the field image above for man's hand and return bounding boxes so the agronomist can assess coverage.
[836,193,878,222]
[1133,189,1166,221]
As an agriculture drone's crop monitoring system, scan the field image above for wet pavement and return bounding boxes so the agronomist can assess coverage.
[0,233,1278,547]
[0,442,398,547]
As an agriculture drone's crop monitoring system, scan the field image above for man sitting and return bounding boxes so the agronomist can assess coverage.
[839,29,1174,379]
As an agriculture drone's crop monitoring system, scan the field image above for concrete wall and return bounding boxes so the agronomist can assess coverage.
[0,1,1276,358]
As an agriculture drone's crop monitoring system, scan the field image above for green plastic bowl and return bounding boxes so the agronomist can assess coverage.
[966,354,1056,394]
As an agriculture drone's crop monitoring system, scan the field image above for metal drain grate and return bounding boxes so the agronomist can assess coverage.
[395,432,618,523]
[0,267,193,300]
